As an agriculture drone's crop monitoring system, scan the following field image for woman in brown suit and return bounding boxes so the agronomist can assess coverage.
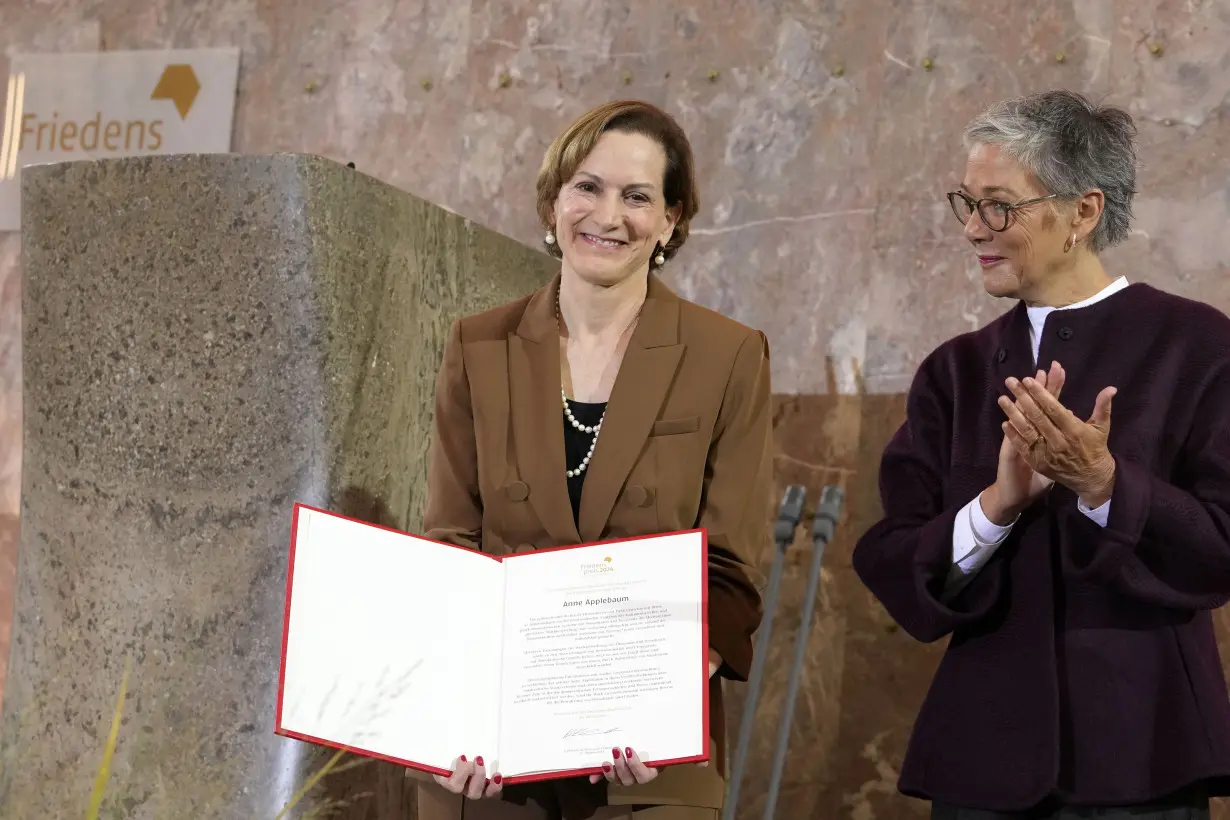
[420,100,771,820]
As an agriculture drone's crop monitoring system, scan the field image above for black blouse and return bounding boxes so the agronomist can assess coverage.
[562,399,605,525]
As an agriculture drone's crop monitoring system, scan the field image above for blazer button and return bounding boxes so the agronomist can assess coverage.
[625,485,653,507]
[995,348,1007,363]
[1057,326,1073,341]
[506,481,530,502]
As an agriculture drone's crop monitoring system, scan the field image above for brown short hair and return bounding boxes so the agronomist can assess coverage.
[535,100,700,263]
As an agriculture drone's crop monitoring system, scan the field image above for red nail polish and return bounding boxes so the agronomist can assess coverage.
[612,747,621,759]
[494,774,502,784]
[459,755,467,762]
[476,756,484,766]
[625,747,633,759]
[602,763,612,772]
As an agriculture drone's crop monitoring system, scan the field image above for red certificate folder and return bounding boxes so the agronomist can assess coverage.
[275,503,710,784]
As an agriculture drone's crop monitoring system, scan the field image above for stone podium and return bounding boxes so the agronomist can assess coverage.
[0,154,555,817]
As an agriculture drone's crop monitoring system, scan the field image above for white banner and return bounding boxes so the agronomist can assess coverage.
[0,47,240,231]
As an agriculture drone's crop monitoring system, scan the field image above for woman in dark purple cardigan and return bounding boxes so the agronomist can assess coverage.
[853,89,1230,820]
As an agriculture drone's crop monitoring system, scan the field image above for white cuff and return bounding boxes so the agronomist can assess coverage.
[950,494,1016,580]
[1077,496,1111,527]
[970,494,1016,545]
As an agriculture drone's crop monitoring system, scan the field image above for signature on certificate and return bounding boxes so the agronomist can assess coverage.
[563,726,622,739]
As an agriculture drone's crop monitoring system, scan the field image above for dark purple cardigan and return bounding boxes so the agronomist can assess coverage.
[853,283,1230,811]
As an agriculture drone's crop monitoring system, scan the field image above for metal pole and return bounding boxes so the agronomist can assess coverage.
[761,486,844,820]
[722,485,806,820]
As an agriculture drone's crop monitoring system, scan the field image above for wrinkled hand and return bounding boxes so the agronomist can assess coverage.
[998,373,1117,506]
[433,755,503,799]
[984,364,1065,523]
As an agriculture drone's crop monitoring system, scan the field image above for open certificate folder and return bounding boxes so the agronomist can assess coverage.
[276,504,710,783]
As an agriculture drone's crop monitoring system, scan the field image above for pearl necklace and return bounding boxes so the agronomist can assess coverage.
[556,293,640,479]
[562,388,601,479]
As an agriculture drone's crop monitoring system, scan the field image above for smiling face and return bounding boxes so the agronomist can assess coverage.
[551,130,680,289]
[958,143,1076,302]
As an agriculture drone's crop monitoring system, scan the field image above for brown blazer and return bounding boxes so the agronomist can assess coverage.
[422,273,771,818]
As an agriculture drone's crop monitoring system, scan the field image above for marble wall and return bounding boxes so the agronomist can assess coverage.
[2,1,1229,818]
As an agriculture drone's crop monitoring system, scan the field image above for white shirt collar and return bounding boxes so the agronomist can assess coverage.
[1025,276,1128,364]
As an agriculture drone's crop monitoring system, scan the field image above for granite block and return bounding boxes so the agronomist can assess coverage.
[0,514,15,707]
[0,153,554,817]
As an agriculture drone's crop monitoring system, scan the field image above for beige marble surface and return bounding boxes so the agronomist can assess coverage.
[2,1,1229,818]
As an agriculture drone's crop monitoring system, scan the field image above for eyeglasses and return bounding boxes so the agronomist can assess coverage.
[946,191,1059,232]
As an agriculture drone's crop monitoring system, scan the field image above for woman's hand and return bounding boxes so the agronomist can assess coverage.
[588,649,722,785]
[589,747,659,786]
[982,364,1065,524]
[433,755,503,800]
[998,374,1117,507]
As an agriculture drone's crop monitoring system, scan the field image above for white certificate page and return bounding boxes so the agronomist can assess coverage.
[494,531,707,777]
[279,506,505,772]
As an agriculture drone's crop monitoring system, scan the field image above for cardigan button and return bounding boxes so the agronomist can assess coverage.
[625,485,653,507]
[505,481,529,501]
[1057,326,1074,341]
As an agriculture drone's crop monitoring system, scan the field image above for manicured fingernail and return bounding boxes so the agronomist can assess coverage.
[625,747,633,758]
[459,755,467,762]
[494,774,502,784]
[476,756,484,766]
[612,748,621,759]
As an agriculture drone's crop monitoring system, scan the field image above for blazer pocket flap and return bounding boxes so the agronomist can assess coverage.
[651,415,700,436]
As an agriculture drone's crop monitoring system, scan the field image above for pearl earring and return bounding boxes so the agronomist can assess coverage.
[654,250,666,266]
[545,230,556,245]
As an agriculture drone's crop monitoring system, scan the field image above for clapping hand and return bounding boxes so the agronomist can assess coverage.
[434,755,503,800]
[981,364,1066,524]
[997,368,1117,507]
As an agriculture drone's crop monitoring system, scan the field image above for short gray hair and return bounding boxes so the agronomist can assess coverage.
[963,89,1138,253]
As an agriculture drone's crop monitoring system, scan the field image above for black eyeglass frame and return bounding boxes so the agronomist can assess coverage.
[946,190,1060,232]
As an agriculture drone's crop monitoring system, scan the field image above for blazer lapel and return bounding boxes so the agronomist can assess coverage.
[577,276,685,543]
[509,274,581,544]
